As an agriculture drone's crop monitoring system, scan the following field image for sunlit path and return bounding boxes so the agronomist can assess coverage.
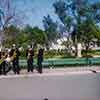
[0,67,100,100]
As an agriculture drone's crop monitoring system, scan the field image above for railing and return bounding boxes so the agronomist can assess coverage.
[19,57,100,68]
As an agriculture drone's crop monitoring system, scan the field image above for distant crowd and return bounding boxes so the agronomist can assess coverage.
[0,44,44,75]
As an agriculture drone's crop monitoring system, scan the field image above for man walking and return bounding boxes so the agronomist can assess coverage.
[37,46,44,74]
[26,45,34,73]
[11,44,20,74]
[0,50,2,75]
[0,50,7,75]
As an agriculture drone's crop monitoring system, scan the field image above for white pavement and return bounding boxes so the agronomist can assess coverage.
[0,69,100,100]
[0,66,100,79]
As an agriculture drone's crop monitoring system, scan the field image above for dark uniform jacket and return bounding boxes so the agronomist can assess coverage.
[37,48,44,63]
[0,52,1,59]
[26,48,34,60]
[10,48,20,60]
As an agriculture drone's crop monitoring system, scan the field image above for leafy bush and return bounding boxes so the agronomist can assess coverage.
[19,49,76,59]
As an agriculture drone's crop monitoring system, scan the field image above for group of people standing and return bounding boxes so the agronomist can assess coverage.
[26,45,44,74]
[0,44,44,75]
[0,44,20,75]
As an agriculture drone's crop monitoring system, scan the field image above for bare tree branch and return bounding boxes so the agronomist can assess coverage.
[0,0,25,46]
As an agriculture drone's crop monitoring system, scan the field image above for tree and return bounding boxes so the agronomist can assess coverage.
[53,0,100,56]
[53,0,72,33]
[77,19,100,48]
[18,25,47,48]
[0,0,24,46]
[17,25,33,48]
[53,0,74,54]
[43,15,58,49]
[31,27,47,45]
[4,25,20,47]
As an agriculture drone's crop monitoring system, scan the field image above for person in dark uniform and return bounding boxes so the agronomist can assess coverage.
[26,45,34,73]
[4,49,14,74]
[11,44,20,74]
[0,50,7,75]
[37,47,44,74]
[0,50,2,75]
[1,51,6,75]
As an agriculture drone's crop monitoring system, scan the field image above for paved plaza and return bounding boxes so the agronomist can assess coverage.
[0,66,100,100]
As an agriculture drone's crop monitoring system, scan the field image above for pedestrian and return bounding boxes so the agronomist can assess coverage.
[0,49,7,75]
[11,44,20,74]
[0,50,2,75]
[37,46,44,73]
[1,51,6,75]
[26,45,34,73]
[4,49,13,74]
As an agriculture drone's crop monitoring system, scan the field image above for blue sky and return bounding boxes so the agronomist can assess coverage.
[12,0,100,29]
[13,0,59,29]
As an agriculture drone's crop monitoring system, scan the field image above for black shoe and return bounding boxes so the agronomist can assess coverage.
[38,71,43,74]
[17,71,20,75]
[3,72,7,75]
[0,72,2,75]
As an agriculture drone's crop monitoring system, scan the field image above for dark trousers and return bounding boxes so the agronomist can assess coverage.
[0,64,2,75]
[0,61,6,75]
[13,60,20,74]
[37,59,43,73]
[27,59,34,72]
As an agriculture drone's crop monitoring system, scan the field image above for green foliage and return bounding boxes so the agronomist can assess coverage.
[53,0,100,39]
[53,0,67,25]
[3,24,47,48]
[43,15,58,47]
[82,49,100,57]
[19,25,44,46]
[53,0,100,57]
[3,25,20,47]
[31,27,47,44]
[77,19,100,42]
[44,50,75,59]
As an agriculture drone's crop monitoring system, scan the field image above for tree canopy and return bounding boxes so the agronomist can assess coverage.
[53,0,100,39]
[43,15,58,48]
